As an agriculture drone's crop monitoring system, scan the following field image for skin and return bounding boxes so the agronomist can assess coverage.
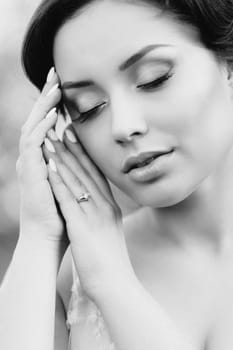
[8,3,233,349]
[51,1,233,347]
[53,0,233,251]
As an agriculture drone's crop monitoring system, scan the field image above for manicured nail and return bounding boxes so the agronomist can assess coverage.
[64,105,72,123]
[46,83,59,96]
[44,138,56,153]
[47,67,55,83]
[65,129,77,143]
[49,158,57,172]
[47,129,59,141]
[45,107,57,119]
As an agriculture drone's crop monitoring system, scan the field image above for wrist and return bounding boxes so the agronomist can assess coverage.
[19,221,69,247]
[17,232,68,265]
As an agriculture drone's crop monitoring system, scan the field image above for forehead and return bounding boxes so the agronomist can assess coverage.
[53,1,199,81]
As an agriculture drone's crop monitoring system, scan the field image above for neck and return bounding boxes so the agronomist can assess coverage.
[146,146,233,255]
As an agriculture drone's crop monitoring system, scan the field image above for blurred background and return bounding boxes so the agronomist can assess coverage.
[0,0,42,282]
[0,0,138,283]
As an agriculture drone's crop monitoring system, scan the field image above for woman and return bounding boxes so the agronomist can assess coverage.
[1,0,233,349]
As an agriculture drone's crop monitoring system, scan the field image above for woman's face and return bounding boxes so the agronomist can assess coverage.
[53,0,233,207]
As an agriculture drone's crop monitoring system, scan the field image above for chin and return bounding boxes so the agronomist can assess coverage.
[127,176,202,209]
[133,192,189,208]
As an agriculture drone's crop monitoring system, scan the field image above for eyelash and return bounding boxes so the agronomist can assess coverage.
[137,71,173,91]
[77,102,107,123]
[76,72,173,123]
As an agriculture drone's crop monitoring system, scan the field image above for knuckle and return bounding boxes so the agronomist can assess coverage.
[38,90,59,113]
[36,95,45,108]
[35,98,48,115]
[19,128,35,151]
[20,145,42,167]
[73,176,82,189]
[20,137,32,151]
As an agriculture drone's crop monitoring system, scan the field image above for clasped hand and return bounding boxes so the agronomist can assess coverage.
[43,124,134,299]
[17,67,135,300]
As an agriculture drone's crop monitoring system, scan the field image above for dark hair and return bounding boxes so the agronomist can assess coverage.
[22,0,233,90]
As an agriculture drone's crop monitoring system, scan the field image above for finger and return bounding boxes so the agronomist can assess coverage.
[43,146,97,216]
[20,111,58,153]
[17,147,48,186]
[44,137,111,208]
[21,67,61,135]
[63,125,117,205]
[47,159,86,221]
[30,111,58,146]
[52,157,97,213]
[47,127,59,142]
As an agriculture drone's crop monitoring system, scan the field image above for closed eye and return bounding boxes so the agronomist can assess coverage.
[75,102,107,123]
[72,72,172,123]
[136,72,173,91]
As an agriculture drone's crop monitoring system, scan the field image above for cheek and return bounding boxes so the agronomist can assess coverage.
[73,123,115,172]
[165,67,233,168]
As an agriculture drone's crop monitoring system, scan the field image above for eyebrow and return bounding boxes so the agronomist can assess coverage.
[61,44,173,90]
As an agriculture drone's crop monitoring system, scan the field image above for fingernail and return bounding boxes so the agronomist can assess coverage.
[45,107,57,119]
[47,67,55,83]
[44,138,56,153]
[65,129,77,143]
[49,158,57,172]
[64,105,72,123]
[46,83,59,96]
[47,129,59,141]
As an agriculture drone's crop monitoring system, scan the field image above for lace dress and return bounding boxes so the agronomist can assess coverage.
[66,257,116,350]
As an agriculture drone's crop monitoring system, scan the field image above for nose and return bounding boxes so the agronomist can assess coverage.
[110,92,148,144]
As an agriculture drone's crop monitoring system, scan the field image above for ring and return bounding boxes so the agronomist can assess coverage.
[77,192,91,203]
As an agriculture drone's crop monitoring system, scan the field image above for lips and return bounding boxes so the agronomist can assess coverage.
[122,149,173,174]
